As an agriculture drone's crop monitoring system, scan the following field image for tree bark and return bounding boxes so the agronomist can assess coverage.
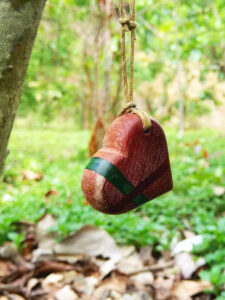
[0,0,46,175]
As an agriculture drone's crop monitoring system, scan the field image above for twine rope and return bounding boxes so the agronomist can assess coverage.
[118,0,151,132]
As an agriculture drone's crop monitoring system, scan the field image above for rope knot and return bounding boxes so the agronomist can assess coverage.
[119,17,137,32]
[128,21,137,29]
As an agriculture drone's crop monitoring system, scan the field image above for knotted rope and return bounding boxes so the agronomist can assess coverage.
[118,0,151,132]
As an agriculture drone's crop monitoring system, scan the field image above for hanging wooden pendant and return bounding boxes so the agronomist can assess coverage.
[81,113,173,214]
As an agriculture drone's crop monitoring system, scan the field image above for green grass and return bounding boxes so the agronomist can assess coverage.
[0,125,225,296]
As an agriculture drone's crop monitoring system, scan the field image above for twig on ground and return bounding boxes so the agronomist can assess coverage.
[126,260,174,276]
[0,283,26,297]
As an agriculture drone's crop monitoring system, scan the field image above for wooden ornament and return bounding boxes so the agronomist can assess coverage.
[81,113,173,214]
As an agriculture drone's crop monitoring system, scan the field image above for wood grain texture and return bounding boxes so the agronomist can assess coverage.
[82,113,173,214]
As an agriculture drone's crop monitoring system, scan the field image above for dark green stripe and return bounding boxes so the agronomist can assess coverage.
[132,194,150,206]
[85,157,147,206]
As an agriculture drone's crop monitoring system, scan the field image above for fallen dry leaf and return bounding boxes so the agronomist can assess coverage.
[37,222,122,271]
[0,259,16,277]
[122,291,153,300]
[54,225,122,278]
[88,117,105,157]
[44,273,64,284]
[55,285,78,300]
[35,260,76,277]
[130,271,154,285]
[213,185,225,196]
[45,189,59,198]
[42,273,64,292]
[5,295,25,300]
[73,275,99,295]
[0,242,19,260]
[171,280,213,298]
[55,225,121,260]
[26,277,39,295]
[93,276,127,299]
[94,256,117,279]
[116,252,143,275]
[21,170,43,181]
[182,230,196,239]
[56,254,85,265]
[172,235,203,255]
[139,246,154,266]
[58,271,77,284]
[175,253,205,279]
[108,289,121,299]
[32,248,54,262]
[154,275,175,299]
[120,246,136,259]
[21,233,36,260]
[203,150,208,158]
[36,214,58,249]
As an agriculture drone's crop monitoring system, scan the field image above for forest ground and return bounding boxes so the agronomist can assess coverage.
[0,122,225,299]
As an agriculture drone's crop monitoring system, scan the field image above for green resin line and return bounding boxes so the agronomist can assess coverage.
[85,157,148,206]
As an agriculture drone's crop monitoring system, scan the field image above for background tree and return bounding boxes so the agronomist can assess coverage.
[0,0,46,175]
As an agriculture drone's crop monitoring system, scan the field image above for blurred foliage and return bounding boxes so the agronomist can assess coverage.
[18,0,225,127]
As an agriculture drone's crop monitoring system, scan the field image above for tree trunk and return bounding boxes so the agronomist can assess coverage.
[0,0,46,176]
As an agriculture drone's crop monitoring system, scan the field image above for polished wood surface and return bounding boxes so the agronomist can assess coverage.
[82,113,173,214]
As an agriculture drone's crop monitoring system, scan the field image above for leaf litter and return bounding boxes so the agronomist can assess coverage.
[0,214,213,300]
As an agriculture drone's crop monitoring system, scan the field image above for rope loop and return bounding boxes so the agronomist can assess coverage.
[118,101,136,116]
[118,102,151,132]
[132,109,151,133]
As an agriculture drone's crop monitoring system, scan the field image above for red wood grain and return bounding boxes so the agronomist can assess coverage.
[82,113,173,214]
